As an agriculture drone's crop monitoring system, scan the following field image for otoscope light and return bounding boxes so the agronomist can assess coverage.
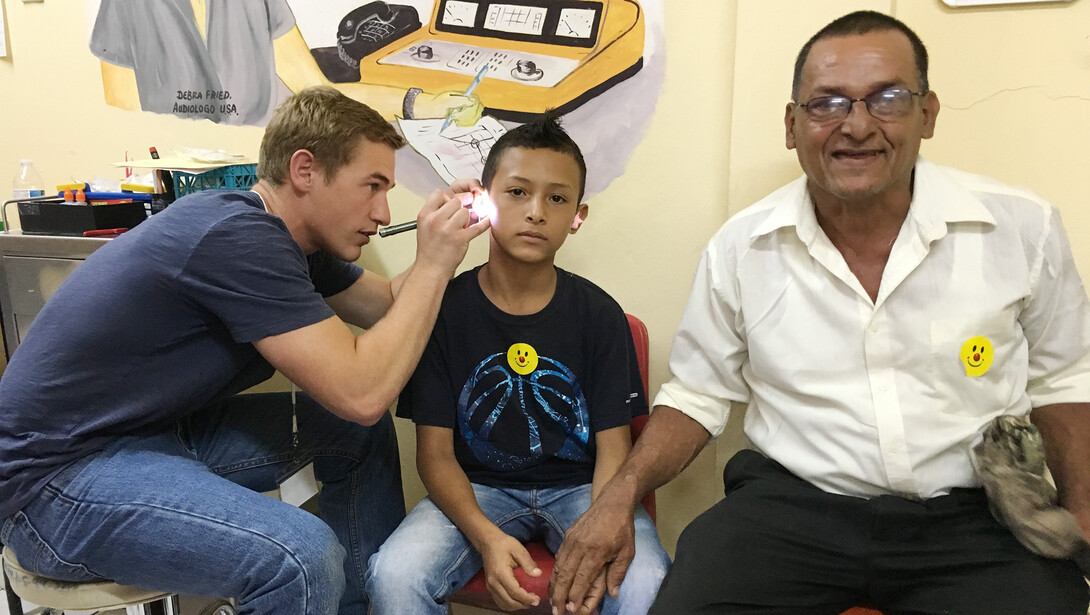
[470,190,496,223]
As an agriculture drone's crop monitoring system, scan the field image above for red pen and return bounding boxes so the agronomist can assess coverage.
[83,227,129,237]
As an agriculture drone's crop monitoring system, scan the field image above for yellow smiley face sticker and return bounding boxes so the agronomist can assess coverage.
[507,343,539,375]
[960,336,993,377]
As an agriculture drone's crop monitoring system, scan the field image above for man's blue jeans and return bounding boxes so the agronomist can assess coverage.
[366,483,670,614]
[0,392,404,615]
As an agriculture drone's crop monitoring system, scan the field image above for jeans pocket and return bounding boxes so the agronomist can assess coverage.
[174,418,198,457]
[1,511,100,582]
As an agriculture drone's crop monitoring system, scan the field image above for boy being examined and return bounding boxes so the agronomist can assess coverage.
[365,114,670,613]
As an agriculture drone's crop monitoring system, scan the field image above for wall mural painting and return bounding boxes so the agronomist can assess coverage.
[86,0,664,197]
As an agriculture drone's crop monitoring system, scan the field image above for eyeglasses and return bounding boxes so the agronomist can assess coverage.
[794,88,925,123]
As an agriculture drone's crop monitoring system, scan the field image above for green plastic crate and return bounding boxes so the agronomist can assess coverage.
[173,164,257,196]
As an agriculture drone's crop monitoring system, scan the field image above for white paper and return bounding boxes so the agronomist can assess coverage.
[397,116,508,185]
[279,462,320,507]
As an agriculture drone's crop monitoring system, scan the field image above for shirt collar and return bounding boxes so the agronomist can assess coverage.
[749,157,996,245]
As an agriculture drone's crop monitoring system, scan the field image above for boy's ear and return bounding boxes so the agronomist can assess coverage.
[570,203,590,234]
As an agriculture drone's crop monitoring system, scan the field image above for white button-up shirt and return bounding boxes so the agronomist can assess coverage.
[655,158,1090,499]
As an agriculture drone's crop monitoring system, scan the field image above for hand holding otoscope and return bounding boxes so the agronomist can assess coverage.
[380,190,495,237]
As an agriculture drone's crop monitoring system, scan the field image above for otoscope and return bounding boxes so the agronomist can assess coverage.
[379,191,494,237]
[378,220,418,237]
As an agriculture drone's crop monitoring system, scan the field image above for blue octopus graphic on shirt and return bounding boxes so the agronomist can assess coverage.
[457,342,591,471]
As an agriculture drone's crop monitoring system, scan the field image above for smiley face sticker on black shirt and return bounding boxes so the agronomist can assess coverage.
[960,336,993,377]
[507,343,539,375]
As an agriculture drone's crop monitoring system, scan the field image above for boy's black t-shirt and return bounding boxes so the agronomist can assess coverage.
[399,266,648,488]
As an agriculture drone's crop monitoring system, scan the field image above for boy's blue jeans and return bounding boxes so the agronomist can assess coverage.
[366,483,670,614]
[0,392,404,615]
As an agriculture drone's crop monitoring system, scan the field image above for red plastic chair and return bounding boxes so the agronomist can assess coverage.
[448,314,655,614]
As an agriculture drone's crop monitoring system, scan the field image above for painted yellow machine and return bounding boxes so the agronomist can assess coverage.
[319,0,646,121]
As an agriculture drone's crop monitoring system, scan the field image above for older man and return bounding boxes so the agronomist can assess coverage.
[552,11,1090,615]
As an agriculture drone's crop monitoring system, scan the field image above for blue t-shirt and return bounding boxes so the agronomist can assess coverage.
[0,190,362,519]
[398,266,647,488]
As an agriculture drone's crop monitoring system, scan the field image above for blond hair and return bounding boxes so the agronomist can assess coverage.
[258,86,405,186]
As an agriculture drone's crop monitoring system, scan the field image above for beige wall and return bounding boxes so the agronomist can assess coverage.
[2,0,1088,567]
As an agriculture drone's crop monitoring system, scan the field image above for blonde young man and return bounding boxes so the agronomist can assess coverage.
[0,86,489,615]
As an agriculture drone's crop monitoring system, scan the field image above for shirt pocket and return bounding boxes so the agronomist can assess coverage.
[928,311,1025,417]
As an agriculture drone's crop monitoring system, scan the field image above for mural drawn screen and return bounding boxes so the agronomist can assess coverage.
[434,0,603,48]
[486,4,547,36]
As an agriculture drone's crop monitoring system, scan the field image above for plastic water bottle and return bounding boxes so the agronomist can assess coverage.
[12,159,45,200]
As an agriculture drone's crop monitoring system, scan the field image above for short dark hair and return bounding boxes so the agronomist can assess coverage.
[258,86,405,186]
[791,10,929,100]
[482,110,587,202]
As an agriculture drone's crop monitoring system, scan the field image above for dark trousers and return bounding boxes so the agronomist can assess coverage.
[649,450,1088,615]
